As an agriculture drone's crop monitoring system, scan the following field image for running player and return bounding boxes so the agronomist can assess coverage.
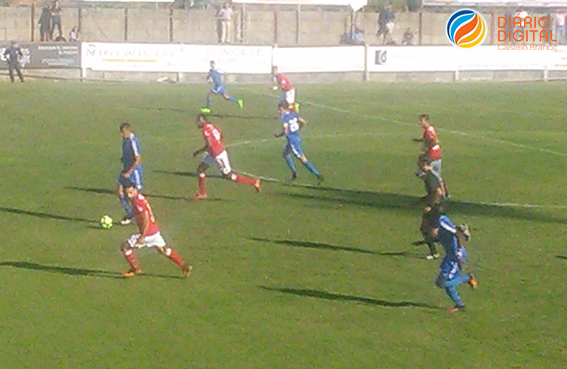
[435,216,477,312]
[191,114,260,200]
[272,66,299,112]
[201,60,243,114]
[120,181,192,278]
[413,114,449,196]
[116,122,143,225]
[275,102,323,184]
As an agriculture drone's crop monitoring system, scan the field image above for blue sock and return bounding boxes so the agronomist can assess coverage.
[303,161,320,177]
[206,96,211,108]
[284,155,297,174]
[228,96,238,103]
[119,195,132,218]
[445,286,464,307]
[443,273,470,288]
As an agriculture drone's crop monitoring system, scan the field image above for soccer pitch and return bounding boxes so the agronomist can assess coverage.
[0,80,566,368]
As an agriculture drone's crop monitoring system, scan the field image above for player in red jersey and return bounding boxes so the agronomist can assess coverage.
[413,114,450,197]
[272,66,299,112]
[190,114,261,200]
[120,180,192,278]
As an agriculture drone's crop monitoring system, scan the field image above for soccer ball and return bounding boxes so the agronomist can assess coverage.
[100,215,113,229]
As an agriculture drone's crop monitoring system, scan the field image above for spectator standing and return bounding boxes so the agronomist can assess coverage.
[69,26,80,42]
[515,7,528,44]
[3,41,24,83]
[376,2,395,44]
[217,2,233,44]
[555,10,565,45]
[402,28,414,45]
[38,4,51,41]
[50,0,62,41]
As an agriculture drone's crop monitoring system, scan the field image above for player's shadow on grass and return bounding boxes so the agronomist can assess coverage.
[154,170,224,179]
[0,206,93,223]
[260,286,439,310]
[249,237,420,258]
[0,261,185,280]
[556,255,567,260]
[64,186,186,201]
[282,186,567,225]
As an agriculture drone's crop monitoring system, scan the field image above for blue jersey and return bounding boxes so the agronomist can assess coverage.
[207,68,224,88]
[438,215,466,279]
[280,111,302,140]
[121,133,141,171]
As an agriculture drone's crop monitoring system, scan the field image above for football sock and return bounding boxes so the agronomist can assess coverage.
[123,249,139,271]
[442,274,470,288]
[303,161,320,177]
[206,96,211,108]
[426,241,437,255]
[284,154,297,174]
[198,173,207,194]
[445,286,464,307]
[231,173,256,186]
[165,247,186,268]
[119,195,132,217]
[228,96,238,103]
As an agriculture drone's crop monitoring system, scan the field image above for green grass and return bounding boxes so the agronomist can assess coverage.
[0,80,566,368]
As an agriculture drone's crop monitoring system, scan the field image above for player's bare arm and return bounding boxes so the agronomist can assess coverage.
[298,117,307,128]
[274,123,288,138]
[137,210,150,243]
[193,145,207,157]
[427,187,443,206]
[123,155,141,177]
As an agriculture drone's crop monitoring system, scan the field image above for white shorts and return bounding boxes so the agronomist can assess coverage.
[281,89,295,105]
[127,232,166,249]
[202,150,232,175]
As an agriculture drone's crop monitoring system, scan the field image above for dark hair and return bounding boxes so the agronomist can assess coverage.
[418,114,430,122]
[196,113,207,121]
[418,154,431,164]
[119,122,131,131]
[278,101,288,109]
[122,180,135,189]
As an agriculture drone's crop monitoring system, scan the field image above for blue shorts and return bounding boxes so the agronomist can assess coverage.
[439,259,460,280]
[118,166,143,190]
[211,85,227,95]
[284,137,304,158]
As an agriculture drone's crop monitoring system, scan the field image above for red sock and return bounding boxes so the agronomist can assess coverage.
[231,173,256,186]
[124,250,140,271]
[166,248,186,268]
[198,173,207,195]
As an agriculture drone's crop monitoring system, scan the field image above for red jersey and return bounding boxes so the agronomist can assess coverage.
[423,125,442,161]
[274,73,293,92]
[131,193,160,236]
[202,123,225,157]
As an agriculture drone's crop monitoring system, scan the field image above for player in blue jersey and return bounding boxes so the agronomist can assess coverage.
[200,60,243,114]
[274,101,323,184]
[116,122,143,225]
[435,214,478,313]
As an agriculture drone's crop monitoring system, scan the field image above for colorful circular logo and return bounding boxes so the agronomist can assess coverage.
[446,9,487,48]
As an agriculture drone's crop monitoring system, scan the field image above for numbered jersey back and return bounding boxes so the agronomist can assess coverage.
[202,123,225,157]
[281,111,301,138]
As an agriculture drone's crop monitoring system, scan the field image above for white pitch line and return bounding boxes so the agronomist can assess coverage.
[237,87,567,158]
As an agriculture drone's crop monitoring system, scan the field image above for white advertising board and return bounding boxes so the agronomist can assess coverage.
[272,46,365,73]
[368,46,559,73]
[82,43,272,73]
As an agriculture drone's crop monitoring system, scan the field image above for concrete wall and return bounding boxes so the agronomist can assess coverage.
[0,6,555,46]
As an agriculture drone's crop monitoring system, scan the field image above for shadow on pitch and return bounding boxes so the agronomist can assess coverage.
[0,261,184,280]
[249,237,420,258]
[260,286,439,310]
[0,206,93,223]
[64,186,187,201]
[153,170,223,179]
[556,255,567,260]
[278,185,567,225]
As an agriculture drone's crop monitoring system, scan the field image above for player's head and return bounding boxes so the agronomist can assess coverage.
[119,122,132,138]
[456,224,471,242]
[417,154,431,170]
[196,113,207,128]
[272,66,278,75]
[11,40,17,46]
[210,60,216,69]
[123,180,139,198]
[418,114,430,127]
[278,101,289,114]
